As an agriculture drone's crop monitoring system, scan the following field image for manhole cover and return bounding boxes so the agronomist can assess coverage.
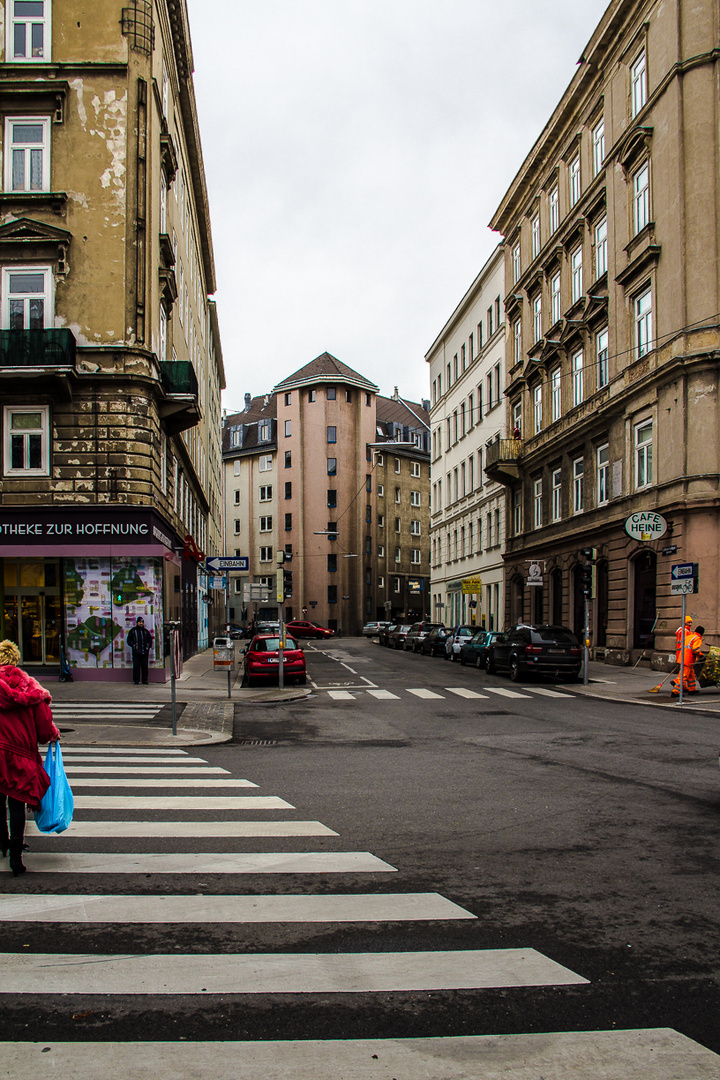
[237,739,278,746]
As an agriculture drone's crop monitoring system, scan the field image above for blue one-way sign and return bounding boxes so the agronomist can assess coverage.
[671,563,696,579]
[205,556,248,572]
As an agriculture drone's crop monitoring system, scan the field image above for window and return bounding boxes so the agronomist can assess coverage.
[327,426,337,443]
[2,267,52,328]
[552,468,562,521]
[569,155,581,207]
[512,242,521,282]
[631,50,647,117]
[284,420,291,437]
[410,490,420,506]
[366,505,371,523]
[410,520,421,535]
[259,547,273,562]
[635,287,653,358]
[550,272,561,325]
[572,350,584,407]
[533,478,542,530]
[395,517,401,532]
[284,392,291,405]
[345,389,352,402]
[326,386,336,400]
[532,293,542,343]
[284,481,292,499]
[592,119,605,176]
[549,185,559,233]
[308,389,316,402]
[8,0,50,60]
[394,577,401,594]
[259,454,273,472]
[284,513,292,531]
[533,384,543,435]
[573,457,584,514]
[512,489,522,535]
[327,489,337,507]
[394,547,401,563]
[233,519,240,535]
[512,399,522,435]
[394,458,401,474]
[594,217,607,278]
[365,393,371,406]
[596,327,609,388]
[160,172,167,233]
[633,162,650,233]
[3,404,49,475]
[487,305,494,337]
[259,485,272,501]
[597,443,609,505]
[284,451,291,468]
[5,117,50,191]
[327,554,337,572]
[259,516,272,532]
[158,304,167,362]
[377,484,384,497]
[378,513,384,527]
[327,457,337,475]
[327,521,337,538]
[635,419,653,488]
[513,318,522,364]
[571,245,583,304]
[328,585,338,604]
[411,549,421,565]
[531,213,540,259]
[233,489,240,505]
[395,487,401,503]
[411,461,420,477]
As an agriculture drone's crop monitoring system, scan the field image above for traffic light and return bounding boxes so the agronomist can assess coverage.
[580,547,597,598]
[284,567,293,599]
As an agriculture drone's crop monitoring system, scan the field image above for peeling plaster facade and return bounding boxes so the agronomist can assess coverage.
[0,0,225,679]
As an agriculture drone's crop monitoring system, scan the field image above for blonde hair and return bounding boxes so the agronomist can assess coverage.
[0,640,21,666]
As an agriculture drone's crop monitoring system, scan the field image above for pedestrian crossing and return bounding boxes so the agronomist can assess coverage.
[325,684,574,701]
[2,746,717,1077]
[50,702,166,723]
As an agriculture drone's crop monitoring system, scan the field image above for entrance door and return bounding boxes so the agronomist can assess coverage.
[633,551,657,649]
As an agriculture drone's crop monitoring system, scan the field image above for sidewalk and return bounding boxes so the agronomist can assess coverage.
[44,648,311,748]
[571,659,720,714]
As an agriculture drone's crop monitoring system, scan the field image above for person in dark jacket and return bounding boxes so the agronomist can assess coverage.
[0,639,60,876]
[126,617,153,685]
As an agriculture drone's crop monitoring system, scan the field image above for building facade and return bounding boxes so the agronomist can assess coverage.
[0,0,224,679]
[222,354,431,635]
[426,245,507,630]
[488,0,720,661]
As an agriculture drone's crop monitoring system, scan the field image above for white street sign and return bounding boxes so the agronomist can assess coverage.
[671,580,694,594]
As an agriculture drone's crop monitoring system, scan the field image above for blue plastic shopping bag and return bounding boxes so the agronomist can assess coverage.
[34,742,74,834]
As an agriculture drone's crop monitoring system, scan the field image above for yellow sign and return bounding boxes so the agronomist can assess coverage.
[462,577,482,594]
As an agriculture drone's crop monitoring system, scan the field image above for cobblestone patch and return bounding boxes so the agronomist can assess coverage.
[180,701,234,737]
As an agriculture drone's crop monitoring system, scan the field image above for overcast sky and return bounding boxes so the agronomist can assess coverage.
[188,1,610,413]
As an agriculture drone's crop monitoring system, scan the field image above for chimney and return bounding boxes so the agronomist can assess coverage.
[393,386,399,401]
[244,393,252,411]
[422,399,430,412]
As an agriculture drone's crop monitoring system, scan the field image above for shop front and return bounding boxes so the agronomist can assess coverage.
[0,507,185,682]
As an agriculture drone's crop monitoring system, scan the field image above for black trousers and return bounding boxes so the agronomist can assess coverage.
[2,795,26,842]
[132,651,149,684]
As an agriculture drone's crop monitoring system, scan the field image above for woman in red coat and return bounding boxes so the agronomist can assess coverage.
[0,639,60,876]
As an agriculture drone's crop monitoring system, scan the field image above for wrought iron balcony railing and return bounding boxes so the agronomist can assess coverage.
[484,437,522,483]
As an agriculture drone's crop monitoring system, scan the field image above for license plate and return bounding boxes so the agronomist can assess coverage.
[547,648,567,655]
[265,658,279,664]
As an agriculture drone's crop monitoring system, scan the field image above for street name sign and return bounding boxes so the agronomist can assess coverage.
[205,556,248,572]
[624,511,668,542]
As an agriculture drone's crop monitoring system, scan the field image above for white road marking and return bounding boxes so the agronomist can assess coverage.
[58,748,190,755]
[26,821,337,839]
[22,851,397,875]
[485,687,532,699]
[72,796,293,810]
[2,948,586,994]
[67,778,258,789]
[58,755,209,764]
[445,688,489,699]
[7,1030,716,1079]
[0,892,474,924]
[522,686,572,698]
[327,690,355,700]
[64,767,229,775]
[407,688,445,700]
[366,689,400,700]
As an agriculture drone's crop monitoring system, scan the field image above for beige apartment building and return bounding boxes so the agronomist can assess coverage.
[488,0,720,662]
[0,0,224,679]
[222,354,430,634]
[426,245,507,630]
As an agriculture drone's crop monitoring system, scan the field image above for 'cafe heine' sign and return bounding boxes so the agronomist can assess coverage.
[624,511,668,542]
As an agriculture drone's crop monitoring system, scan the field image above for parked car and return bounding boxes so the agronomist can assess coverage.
[285,620,334,639]
[242,633,306,686]
[362,620,390,637]
[485,623,582,682]
[388,623,413,649]
[444,625,475,661]
[420,626,450,656]
[227,626,245,640]
[255,621,281,635]
[404,621,444,653]
[378,624,398,647]
[459,629,503,668]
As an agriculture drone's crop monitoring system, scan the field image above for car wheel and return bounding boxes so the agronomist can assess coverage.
[509,657,522,682]
[485,653,495,675]
[476,655,484,670]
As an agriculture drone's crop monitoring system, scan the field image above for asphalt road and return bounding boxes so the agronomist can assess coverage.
[2,635,720,1067]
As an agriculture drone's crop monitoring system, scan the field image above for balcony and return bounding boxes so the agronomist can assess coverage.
[484,437,522,484]
[159,359,200,432]
[0,327,76,371]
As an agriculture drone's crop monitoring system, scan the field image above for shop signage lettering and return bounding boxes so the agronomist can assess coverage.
[624,511,668,542]
[0,521,149,537]
[0,511,174,546]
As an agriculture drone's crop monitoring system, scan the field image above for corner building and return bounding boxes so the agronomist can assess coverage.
[488,0,720,662]
[0,1,224,680]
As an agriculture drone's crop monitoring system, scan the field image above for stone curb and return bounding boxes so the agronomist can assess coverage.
[567,684,720,717]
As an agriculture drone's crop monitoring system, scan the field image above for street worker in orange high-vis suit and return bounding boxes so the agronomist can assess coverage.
[672,617,703,696]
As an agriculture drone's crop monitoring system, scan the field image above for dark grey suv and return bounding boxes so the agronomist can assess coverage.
[485,624,582,682]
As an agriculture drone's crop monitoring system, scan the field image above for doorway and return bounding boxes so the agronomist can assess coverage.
[633,550,657,649]
[2,559,60,665]
[551,568,563,625]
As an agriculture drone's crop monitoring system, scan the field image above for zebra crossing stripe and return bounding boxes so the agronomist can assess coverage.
[64,767,230,775]
[327,690,354,700]
[59,748,190,755]
[445,688,489,699]
[26,820,338,839]
[485,687,532,699]
[1,947,587,994]
[523,686,572,698]
[68,778,258,789]
[7,1030,716,1079]
[20,851,397,875]
[366,689,400,700]
[0,892,475,924]
[72,795,293,810]
[59,755,209,764]
[407,688,444,699]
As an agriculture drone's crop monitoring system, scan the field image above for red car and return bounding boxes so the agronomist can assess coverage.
[242,634,307,686]
[284,620,334,639]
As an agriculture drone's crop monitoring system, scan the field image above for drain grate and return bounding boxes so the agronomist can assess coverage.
[237,739,278,746]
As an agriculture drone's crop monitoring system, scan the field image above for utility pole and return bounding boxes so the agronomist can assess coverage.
[580,548,597,686]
